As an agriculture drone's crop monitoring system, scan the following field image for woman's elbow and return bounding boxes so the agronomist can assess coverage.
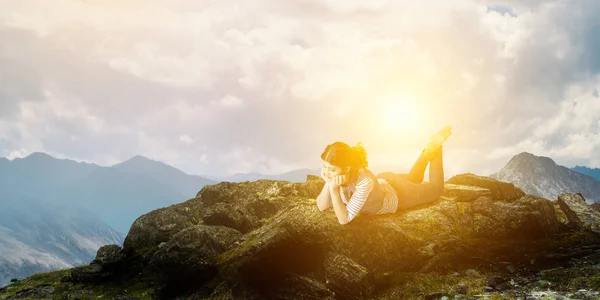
[316,203,329,211]
[339,217,351,225]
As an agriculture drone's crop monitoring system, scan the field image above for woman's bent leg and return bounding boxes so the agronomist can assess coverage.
[396,147,435,183]
[380,145,445,211]
[405,147,433,183]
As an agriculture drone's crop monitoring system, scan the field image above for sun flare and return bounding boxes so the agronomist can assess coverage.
[380,98,422,133]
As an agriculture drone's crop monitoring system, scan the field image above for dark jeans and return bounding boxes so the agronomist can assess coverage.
[376,145,444,211]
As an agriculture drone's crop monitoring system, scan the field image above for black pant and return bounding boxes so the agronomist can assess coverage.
[376,145,444,211]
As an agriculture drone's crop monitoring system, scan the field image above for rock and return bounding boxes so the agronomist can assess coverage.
[484,286,494,292]
[123,199,204,259]
[147,224,242,284]
[94,244,125,266]
[124,179,321,258]
[455,284,468,294]
[506,265,516,273]
[447,173,525,202]
[443,183,492,202]
[7,284,54,299]
[557,193,600,233]
[37,176,598,299]
[64,244,128,284]
[69,263,112,283]
[264,274,335,300]
[424,292,445,299]
[324,252,371,300]
[468,194,564,238]
[487,275,508,290]
[114,296,139,300]
[208,280,263,300]
[64,289,94,297]
[207,273,334,300]
[418,243,436,257]
[215,201,425,283]
[536,279,551,288]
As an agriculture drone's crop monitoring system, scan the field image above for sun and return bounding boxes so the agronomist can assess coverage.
[380,98,422,133]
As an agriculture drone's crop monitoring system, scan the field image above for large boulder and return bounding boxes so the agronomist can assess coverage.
[146,224,242,284]
[68,245,127,284]
[123,178,324,258]
[108,174,579,299]
[215,200,424,287]
[324,252,372,300]
[557,193,600,234]
[447,173,526,201]
[93,244,125,266]
[211,177,569,297]
[443,183,492,202]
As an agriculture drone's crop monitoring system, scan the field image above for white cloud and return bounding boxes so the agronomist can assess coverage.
[0,0,599,177]
[217,95,243,108]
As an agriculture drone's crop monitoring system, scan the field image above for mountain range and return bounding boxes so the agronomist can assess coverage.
[1,150,598,289]
[571,165,600,182]
[490,152,600,203]
[0,197,123,288]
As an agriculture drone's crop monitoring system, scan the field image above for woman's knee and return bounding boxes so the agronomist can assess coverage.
[422,183,444,203]
[376,171,395,178]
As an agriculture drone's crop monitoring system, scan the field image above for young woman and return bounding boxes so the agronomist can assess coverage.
[316,125,451,225]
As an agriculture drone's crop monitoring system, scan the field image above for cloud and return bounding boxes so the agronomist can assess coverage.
[0,0,599,178]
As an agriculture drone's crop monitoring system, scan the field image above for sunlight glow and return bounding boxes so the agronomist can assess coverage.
[380,97,422,134]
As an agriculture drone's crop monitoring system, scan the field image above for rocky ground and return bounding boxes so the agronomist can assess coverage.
[1,173,600,300]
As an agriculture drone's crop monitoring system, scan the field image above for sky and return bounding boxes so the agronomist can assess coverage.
[0,0,599,178]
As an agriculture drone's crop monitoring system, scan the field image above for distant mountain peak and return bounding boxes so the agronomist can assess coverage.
[114,155,167,169]
[515,151,534,157]
[491,152,600,203]
[125,154,154,162]
[511,151,551,161]
[506,152,557,167]
[24,152,55,160]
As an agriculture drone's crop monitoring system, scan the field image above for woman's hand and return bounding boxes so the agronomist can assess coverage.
[329,174,349,189]
[321,168,332,183]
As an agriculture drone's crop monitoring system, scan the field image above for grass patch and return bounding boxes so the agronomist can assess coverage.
[0,268,72,298]
[375,271,490,299]
[539,266,600,292]
[0,268,154,300]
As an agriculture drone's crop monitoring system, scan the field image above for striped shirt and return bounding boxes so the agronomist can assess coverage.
[339,169,399,222]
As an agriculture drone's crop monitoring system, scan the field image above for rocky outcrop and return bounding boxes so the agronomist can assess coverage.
[557,193,600,233]
[3,173,600,300]
[147,224,242,284]
[447,172,526,201]
[122,178,323,260]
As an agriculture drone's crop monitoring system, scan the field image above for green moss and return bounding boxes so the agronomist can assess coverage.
[553,204,569,225]
[375,272,527,299]
[539,265,600,292]
[0,268,72,298]
[86,279,154,299]
[0,267,155,300]
[589,274,600,290]
[217,233,261,265]
[377,271,491,298]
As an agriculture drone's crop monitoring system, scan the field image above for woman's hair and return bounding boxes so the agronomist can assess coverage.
[320,141,368,172]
